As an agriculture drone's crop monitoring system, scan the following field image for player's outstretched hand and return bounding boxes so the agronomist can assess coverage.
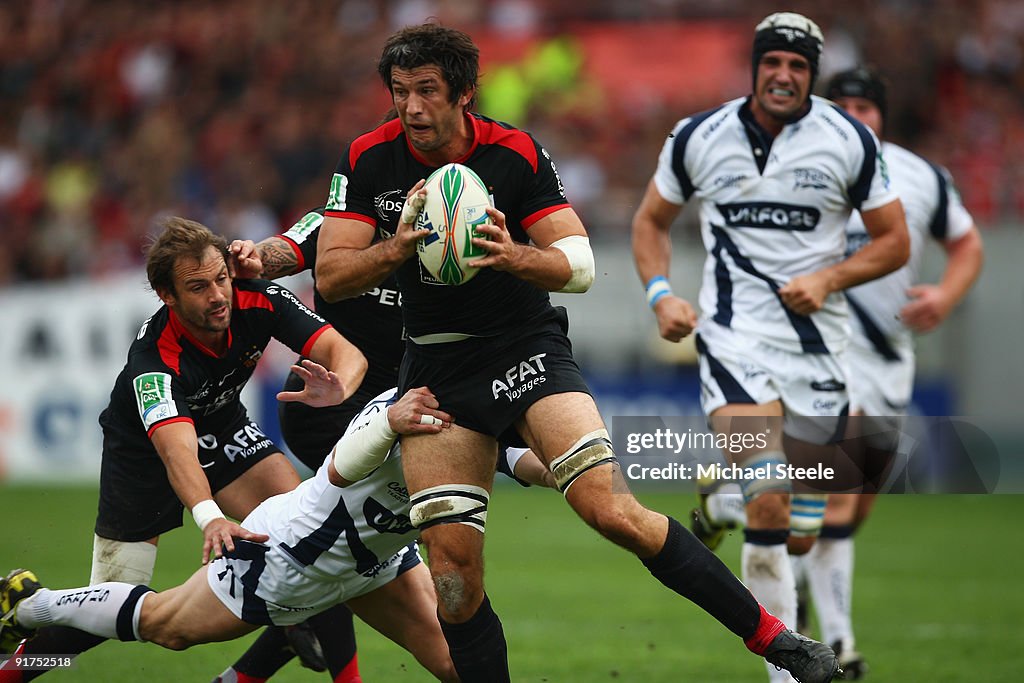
[277,359,345,407]
[900,284,950,332]
[779,272,832,315]
[467,206,521,272]
[653,295,698,342]
[388,386,453,434]
[201,518,269,565]
[228,239,263,279]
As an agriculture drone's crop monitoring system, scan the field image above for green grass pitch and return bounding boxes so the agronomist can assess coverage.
[2,485,1022,681]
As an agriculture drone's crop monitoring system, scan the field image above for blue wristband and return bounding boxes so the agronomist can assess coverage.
[645,276,673,309]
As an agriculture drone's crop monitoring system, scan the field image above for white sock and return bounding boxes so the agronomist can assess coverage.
[707,488,748,527]
[16,582,151,641]
[806,537,855,648]
[215,667,240,683]
[743,542,798,682]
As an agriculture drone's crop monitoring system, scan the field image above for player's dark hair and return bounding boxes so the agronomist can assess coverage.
[146,217,229,295]
[378,23,479,110]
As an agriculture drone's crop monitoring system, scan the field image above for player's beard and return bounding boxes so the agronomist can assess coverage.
[199,302,231,333]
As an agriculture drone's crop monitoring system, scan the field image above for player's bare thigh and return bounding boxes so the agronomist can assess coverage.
[346,562,457,682]
[214,452,301,519]
[138,566,258,650]
[400,424,498,494]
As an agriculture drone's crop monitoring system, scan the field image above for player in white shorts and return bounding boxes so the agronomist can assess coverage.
[0,387,548,681]
[631,13,910,680]
[789,67,984,679]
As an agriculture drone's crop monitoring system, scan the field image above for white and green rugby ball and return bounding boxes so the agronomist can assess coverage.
[416,163,492,285]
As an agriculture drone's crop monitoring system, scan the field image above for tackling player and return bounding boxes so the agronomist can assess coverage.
[631,13,910,682]
[0,217,366,683]
[0,387,465,681]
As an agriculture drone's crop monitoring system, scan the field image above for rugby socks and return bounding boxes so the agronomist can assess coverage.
[213,668,266,683]
[707,487,748,527]
[229,627,291,681]
[16,583,152,642]
[438,594,510,683]
[806,525,856,648]
[742,529,798,682]
[641,517,786,648]
[309,604,361,682]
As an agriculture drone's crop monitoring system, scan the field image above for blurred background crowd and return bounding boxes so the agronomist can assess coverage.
[1,0,1022,284]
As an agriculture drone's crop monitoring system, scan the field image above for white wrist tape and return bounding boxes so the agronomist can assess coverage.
[645,276,673,308]
[333,406,399,482]
[550,235,595,293]
[192,499,225,531]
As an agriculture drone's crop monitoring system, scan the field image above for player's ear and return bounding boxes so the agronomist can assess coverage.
[155,286,175,306]
[458,88,474,109]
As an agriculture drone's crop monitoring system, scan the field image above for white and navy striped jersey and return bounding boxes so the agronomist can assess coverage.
[844,142,974,358]
[253,388,416,582]
[654,95,899,354]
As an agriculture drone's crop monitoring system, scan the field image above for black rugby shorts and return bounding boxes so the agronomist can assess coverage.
[95,410,281,542]
[399,307,591,447]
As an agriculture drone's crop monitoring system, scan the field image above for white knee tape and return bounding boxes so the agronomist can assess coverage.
[90,535,158,585]
[409,484,489,534]
[549,429,616,494]
[790,493,828,537]
[738,450,791,503]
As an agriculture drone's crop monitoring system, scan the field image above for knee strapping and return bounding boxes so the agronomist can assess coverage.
[410,484,489,533]
[738,451,791,503]
[549,429,616,493]
[789,493,828,537]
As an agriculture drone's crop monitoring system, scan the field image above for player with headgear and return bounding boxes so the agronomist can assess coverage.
[632,12,911,681]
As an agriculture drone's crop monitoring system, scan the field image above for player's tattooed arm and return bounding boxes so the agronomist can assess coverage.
[256,236,302,279]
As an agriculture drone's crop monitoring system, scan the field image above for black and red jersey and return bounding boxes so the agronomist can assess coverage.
[98,279,331,454]
[324,112,571,338]
[278,207,403,392]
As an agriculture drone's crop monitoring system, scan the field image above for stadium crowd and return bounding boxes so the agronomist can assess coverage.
[0,0,1019,284]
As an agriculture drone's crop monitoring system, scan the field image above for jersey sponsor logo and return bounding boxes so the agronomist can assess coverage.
[134,372,176,430]
[541,147,566,198]
[386,481,409,502]
[283,211,325,244]
[718,202,821,231]
[363,286,402,307]
[374,189,405,226]
[327,173,348,211]
[810,379,846,392]
[266,285,326,323]
[364,496,415,535]
[792,168,830,190]
[713,173,748,190]
[491,353,548,402]
[818,111,849,141]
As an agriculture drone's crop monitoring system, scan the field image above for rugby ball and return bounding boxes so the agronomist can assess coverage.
[415,163,492,285]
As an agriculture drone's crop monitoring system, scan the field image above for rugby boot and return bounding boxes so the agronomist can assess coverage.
[764,629,841,683]
[0,569,42,652]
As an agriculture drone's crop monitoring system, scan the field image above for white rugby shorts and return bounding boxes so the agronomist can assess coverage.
[207,538,420,627]
[696,321,849,445]
[846,338,915,417]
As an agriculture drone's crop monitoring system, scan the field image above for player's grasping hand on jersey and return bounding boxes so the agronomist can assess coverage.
[200,518,270,566]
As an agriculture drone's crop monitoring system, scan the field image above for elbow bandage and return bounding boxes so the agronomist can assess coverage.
[332,407,399,482]
[551,235,595,293]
